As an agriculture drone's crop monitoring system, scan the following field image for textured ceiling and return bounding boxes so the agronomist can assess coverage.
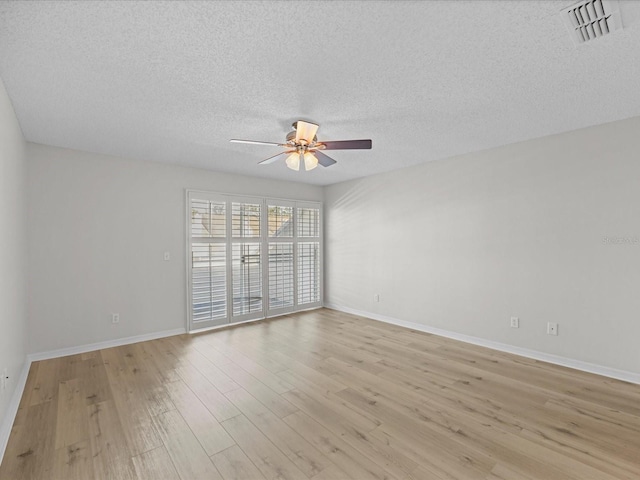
[1,1,640,186]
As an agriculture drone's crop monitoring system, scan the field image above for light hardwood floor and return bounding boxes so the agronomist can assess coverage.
[1,308,639,479]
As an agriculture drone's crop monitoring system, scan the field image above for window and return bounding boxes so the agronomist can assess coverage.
[187,192,322,331]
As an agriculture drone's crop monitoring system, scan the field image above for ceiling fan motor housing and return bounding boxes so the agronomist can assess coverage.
[286,129,317,145]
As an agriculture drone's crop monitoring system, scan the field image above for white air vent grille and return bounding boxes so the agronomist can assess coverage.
[562,0,622,45]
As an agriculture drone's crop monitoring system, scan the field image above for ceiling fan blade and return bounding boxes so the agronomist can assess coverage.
[295,121,319,144]
[320,139,372,150]
[230,139,284,147]
[258,151,292,165]
[314,151,337,167]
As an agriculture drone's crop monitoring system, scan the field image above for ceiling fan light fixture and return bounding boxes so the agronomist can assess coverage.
[285,152,300,171]
[303,152,318,171]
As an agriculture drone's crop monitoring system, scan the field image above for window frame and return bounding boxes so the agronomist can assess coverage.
[186,190,322,333]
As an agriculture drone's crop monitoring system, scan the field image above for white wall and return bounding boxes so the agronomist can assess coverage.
[27,144,323,354]
[0,78,27,440]
[325,116,640,374]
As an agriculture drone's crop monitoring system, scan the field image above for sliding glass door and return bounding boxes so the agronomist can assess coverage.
[187,191,322,332]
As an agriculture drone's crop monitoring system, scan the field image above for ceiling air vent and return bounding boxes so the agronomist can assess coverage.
[562,0,622,45]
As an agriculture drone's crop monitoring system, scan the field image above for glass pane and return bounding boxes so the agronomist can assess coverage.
[191,200,226,238]
[192,243,226,321]
[297,207,319,238]
[268,205,293,238]
[298,242,320,305]
[232,243,262,315]
[232,202,261,238]
[268,243,294,309]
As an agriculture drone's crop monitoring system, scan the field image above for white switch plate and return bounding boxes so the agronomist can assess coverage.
[510,317,519,328]
[547,322,558,335]
[374,294,380,302]
[164,251,171,261]
[112,313,120,324]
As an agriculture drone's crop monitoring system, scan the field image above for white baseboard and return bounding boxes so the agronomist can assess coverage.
[325,304,640,385]
[27,328,186,363]
[0,358,31,464]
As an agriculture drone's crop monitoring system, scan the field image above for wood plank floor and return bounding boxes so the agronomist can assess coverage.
[1,308,639,479]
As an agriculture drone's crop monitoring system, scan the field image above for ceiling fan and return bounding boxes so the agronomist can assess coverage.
[230,120,372,171]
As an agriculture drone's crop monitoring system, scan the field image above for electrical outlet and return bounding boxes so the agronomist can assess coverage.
[374,294,380,302]
[163,251,171,261]
[547,322,558,336]
[111,313,120,324]
[510,317,519,328]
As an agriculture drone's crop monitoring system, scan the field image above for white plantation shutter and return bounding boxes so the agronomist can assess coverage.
[232,202,261,238]
[267,204,295,313]
[231,201,263,319]
[268,243,294,309]
[297,207,320,237]
[298,242,320,305]
[268,205,293,238]
[187,192,321,331]
[297,206,321,306]
[191,199,226,238]
[190,198,227,326]
[191,244,226,321]
[232,242,262,316]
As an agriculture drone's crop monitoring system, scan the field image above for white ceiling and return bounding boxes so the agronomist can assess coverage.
[1,1,640,186]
